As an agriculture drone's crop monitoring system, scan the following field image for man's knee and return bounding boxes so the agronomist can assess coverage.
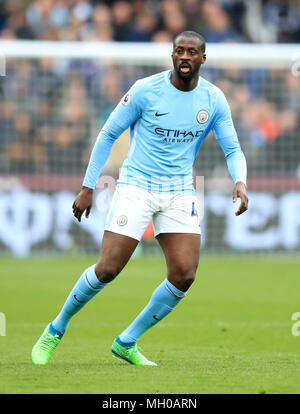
[94,261,122,283]
[168,263,197,291]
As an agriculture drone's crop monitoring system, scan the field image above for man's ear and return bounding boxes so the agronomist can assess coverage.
[202,53,206,64]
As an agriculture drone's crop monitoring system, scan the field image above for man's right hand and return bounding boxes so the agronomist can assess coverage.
[72,187,93,222]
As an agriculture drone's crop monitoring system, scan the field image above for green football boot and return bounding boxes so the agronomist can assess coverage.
[31,324,62,365]
[111,338,157,366]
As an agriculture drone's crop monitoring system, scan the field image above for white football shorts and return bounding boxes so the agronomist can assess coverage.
[104,185,201,241]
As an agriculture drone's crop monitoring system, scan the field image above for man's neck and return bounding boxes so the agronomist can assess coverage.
[170,70,200,92]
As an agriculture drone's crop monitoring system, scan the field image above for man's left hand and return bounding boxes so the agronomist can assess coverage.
[233,181,248,216]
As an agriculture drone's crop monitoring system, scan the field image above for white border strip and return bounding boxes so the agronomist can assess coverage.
[0,41,298,67]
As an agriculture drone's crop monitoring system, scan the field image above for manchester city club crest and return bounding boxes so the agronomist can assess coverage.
[197,110,209,124]
[117,215,128,226]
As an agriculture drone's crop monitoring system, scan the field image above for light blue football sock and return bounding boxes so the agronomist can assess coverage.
[118,278,186,346]
[51,264,107,335]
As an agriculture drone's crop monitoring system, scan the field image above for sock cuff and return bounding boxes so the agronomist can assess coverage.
[116,336,136,349]
[49,322,64,338]
[165,279,186,299]
[85,264,108,290]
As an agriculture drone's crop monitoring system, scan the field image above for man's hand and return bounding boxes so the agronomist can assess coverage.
[72,187,93,222]
[233,181,248,216]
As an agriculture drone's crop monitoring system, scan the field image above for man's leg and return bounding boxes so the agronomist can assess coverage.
[31,231,138,365]
[113,233,200,364]
[51,231,138,334]
[156,233,200,292]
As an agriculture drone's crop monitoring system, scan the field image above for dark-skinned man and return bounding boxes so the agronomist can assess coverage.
[32,31,248,366]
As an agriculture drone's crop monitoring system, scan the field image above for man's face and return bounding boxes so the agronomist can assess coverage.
[172,36,206,80]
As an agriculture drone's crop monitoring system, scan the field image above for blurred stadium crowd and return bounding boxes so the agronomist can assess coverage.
[1,0,300,43]
[0,0,299,180]
[0,59,299,179]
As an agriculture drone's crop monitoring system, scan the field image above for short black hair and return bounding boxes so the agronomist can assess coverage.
[173,31,206,53]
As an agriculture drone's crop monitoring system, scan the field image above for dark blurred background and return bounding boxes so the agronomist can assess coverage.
[0,0,299,256]
[1,0,300,43]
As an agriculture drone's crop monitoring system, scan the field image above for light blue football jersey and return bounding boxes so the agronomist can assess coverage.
[83,70,247,193]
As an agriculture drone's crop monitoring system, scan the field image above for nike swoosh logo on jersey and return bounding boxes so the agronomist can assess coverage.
[155,112,169,117]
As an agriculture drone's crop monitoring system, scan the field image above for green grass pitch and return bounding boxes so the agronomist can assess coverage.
[1,255,300,394]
